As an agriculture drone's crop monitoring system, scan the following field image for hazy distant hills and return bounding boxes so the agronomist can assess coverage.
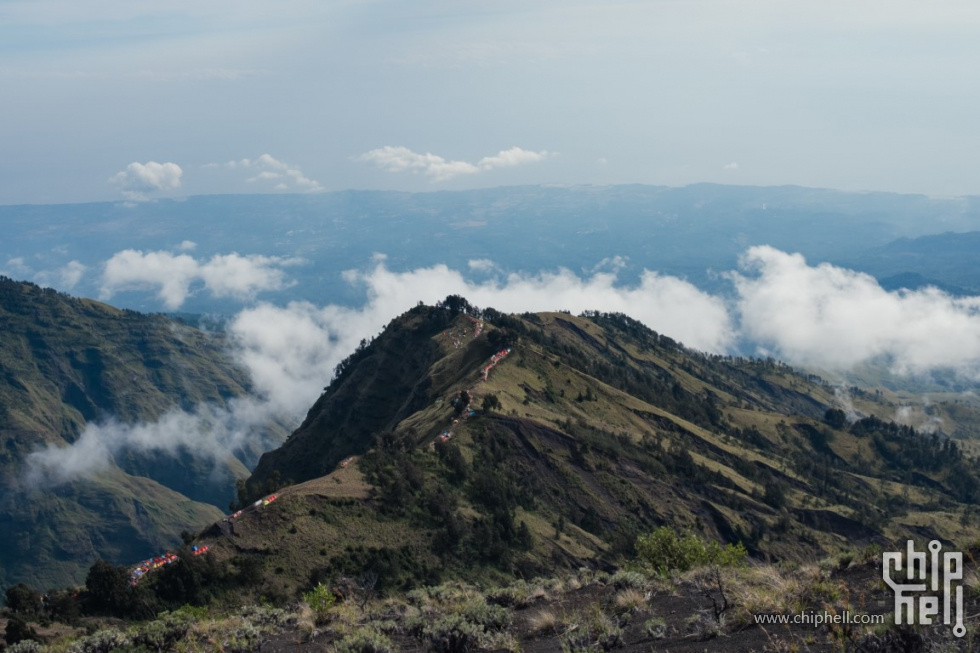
[3,185,979,313]
[851,231,980,295]
[0,278,260,591]
[198,302,980,598]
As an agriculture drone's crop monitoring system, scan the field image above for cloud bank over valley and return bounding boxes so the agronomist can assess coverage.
[24,246,980,486]
[100,249,304,309]
[733,247,980,378]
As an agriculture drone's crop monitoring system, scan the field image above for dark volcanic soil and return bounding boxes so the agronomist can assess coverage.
[256,562,911,652]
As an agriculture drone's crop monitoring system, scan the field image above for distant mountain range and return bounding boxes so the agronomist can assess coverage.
[3,185,979,314]
[852,231,980,294]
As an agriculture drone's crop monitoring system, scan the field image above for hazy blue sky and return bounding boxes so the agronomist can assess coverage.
[3,0,979,204]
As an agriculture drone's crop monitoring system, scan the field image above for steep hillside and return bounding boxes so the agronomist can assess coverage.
[221,301,980,600]
[0,278,257,591]
[246,305,461,490]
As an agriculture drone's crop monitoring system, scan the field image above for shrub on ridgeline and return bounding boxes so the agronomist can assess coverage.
[84,560,132,616]
[481,393,502,413]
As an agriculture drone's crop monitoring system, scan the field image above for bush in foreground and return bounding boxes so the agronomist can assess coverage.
[634,527,747,574]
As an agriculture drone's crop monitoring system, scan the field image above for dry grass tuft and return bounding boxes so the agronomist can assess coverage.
[613,587,647,613]
[527,609,562,636]
[296,603,316,642]
[542,576,566,596]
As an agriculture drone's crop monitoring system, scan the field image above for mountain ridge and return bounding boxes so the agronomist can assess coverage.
[205,300,980,601]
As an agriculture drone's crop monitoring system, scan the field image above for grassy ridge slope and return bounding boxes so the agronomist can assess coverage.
[220,304,980,600]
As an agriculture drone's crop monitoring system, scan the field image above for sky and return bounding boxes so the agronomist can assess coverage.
[3,0,980,204]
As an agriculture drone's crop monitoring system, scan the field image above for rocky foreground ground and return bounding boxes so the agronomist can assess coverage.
[7,555,976,653]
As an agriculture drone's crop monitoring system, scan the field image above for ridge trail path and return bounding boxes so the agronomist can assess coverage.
[127,543,213,585]
[435,315,510,444]
[128,495,280,584]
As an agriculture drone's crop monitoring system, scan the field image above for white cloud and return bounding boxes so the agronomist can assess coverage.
[34,260,86,291]
[589,256,628,274]
[108,161,183,201]
[27,425,113,484]
[893,403,944,434]
[477,146,550,170]
[2,258,85,291]
[358,145,549,182]
[255,153,289,170]
[216,255,733,439]
[339,250,980,380]
[834,387,861,423]
[724,162,739,170]
[199,253,301,300]
[357,146,479,181]
[468,259,496,272]
[2,257,32,277]
[228,302,343,416]
[732,246,980,377]
[100,249,302,309]
[100,250,199,308]
[25,399,282,486]
[285,168,321,190]
[59,260,87,289]
[220,153,322,192]
[339,258,734,354]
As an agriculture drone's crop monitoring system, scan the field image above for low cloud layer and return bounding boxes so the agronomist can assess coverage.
[217,154,323,192]
[100,249,303,309]
[219,256,735,421]
[25,403,265,486]
[358,146,549,181]
[34,260,87,291]
[733,246,980,378]
[25,246,980,486]
[109,161,182,201]
[2,258,87,292]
